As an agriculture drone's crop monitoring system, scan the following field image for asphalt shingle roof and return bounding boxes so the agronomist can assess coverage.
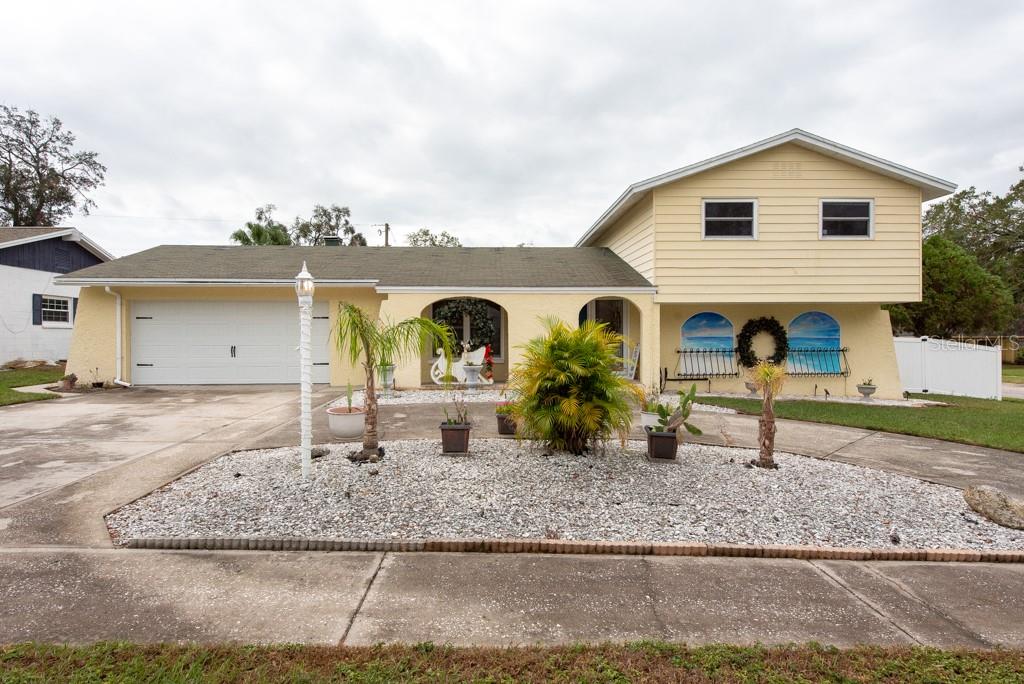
[0,227,69,245]
[59,245,653,289]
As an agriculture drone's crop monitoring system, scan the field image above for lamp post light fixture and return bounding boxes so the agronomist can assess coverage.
[295,261,315,480]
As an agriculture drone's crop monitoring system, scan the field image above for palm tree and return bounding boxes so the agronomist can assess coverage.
[748,360,786,468]
[230,222,292,245]
[335,303,453,458]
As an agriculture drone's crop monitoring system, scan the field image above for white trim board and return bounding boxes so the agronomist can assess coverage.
[575,128,957,247]
[0,227,114,261]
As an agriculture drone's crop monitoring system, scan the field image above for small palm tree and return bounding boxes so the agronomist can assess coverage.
[748,360,786,468]
[508,317,644,454]
[230,222,292,245]
[335,303,453,458]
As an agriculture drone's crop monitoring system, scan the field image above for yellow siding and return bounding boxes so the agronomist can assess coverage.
[595,192,655,283]
[660,303,903,399]
[652,143,923,303]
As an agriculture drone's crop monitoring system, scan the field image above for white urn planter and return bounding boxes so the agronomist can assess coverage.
[326,406,364,440]
[378,365,396,398]
[640,411,661,429]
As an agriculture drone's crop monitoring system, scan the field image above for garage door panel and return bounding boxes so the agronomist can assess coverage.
[131,300,330,385]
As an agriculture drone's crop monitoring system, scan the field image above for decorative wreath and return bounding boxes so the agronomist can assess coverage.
[737,316,789,367]
[432,298,497,351]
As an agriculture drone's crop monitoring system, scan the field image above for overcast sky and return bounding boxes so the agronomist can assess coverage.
[3,1,1022,256]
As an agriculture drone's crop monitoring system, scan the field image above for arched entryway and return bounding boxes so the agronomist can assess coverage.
[420,297,509,384]
[578,297,642,380]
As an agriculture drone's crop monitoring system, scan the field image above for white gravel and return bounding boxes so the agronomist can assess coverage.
[335,388,735,414]
[107,439,1024,550]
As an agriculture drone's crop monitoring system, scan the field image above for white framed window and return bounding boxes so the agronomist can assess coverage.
[702,199,758,239]
[41,296,72,327]
[820,199,873,239]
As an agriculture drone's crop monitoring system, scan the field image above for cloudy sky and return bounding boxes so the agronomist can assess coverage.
[3,1,1022,256]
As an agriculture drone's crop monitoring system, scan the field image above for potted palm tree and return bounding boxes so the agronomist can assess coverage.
[440,393,471,453]
[645,383,702,460]
[326,382,363,440]
[335,303,453,461]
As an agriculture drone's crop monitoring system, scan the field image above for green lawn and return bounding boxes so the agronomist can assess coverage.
[699,393,1024,453]
[0,365,65,407]
[1004,364,1024,384]
[2,642,1023,683]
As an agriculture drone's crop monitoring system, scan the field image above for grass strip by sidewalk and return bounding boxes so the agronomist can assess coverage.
[2,642,1023,683]
[0,365,65,407]
[1005,364,1024,384]
[698,393,1024,454]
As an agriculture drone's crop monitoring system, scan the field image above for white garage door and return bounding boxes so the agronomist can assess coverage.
[131,300,331,385]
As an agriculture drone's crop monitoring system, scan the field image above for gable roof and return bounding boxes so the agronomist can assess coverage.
[575,128,957,247]
[0,226,113,261]
[54,245,655,291]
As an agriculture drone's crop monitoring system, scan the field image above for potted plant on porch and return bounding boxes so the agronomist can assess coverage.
[440,393,471,453]
[326,382,364,440]
[644,383,702,460]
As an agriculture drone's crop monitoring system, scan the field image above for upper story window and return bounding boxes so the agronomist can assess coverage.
[702,199,757,239]
[820,199,873,238]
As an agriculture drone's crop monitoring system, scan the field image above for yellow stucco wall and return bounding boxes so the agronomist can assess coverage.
[660,303,902,399]
[66,285,660,390]
[587,143,921,304]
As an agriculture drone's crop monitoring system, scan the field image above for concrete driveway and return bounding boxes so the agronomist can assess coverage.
[0,385,336,546]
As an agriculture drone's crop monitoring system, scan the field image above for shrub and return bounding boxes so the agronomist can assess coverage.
[508,317,644,454]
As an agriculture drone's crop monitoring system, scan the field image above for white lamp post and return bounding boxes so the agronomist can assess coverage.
[295,261,315,480]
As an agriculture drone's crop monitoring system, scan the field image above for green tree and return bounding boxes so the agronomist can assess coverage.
[405,228,461,247]
[334,303,452,459]
[925,172,1024,331]
[291,204,366,246]
[0,105,106,226]
[230,204,292,245]
[886,236,1015,336]
[507,318,644,455]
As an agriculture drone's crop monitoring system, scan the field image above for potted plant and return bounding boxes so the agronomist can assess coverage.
[440,394,471,453]
[644,383,702,460]
[326,382,364,440]
[640,386,662,429]
[495,401,516,435]
[857,378,877,401]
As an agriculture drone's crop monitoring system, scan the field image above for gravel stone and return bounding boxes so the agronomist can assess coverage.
[107,440,1024,550]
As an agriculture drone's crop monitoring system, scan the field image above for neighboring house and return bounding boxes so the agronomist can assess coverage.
[57,129,955,399]
[0,227,112,364]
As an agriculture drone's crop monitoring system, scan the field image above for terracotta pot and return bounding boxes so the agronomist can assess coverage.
[496,413,516,435]
[646,428,679,460]
[440,423,471,453]
[326,406,364,440]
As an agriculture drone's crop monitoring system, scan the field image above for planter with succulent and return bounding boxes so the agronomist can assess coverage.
[440,393,471,453]
[857,378,877,401]
[326,382,365,440]
[644,383,702,460]
[640,386,662,429]
[495,401,516,435]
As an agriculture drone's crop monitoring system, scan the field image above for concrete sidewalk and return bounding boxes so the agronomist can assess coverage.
[1,548,1022,647]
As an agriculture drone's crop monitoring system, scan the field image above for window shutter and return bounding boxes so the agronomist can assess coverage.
[32,294,43,325]
[73,297,79,321]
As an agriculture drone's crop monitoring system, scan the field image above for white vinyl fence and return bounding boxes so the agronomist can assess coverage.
[894,337,1003,400]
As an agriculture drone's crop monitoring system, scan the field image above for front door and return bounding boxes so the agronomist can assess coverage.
[579,299,627,358]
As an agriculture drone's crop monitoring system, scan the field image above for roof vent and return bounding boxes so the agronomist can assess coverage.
[323,235,342,246]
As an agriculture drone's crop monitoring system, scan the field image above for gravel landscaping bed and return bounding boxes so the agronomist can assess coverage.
[107,440,1024,550]
[337,389,736,413]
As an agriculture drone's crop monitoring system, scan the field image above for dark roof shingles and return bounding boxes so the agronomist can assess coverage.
[61,245,653,288]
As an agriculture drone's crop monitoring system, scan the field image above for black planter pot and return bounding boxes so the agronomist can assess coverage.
[91,381,104,389]
[496,413,516,436]
[646,428,679,460]
[440,423,471,453]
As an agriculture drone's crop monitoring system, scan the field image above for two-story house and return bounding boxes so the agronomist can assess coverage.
[57,130,954,398]
[0,227,112,364]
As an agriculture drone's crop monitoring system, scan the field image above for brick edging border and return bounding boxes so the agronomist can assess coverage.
[123,536,1024,563]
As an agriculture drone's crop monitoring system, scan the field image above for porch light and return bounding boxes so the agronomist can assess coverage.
[295,261,315,480]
